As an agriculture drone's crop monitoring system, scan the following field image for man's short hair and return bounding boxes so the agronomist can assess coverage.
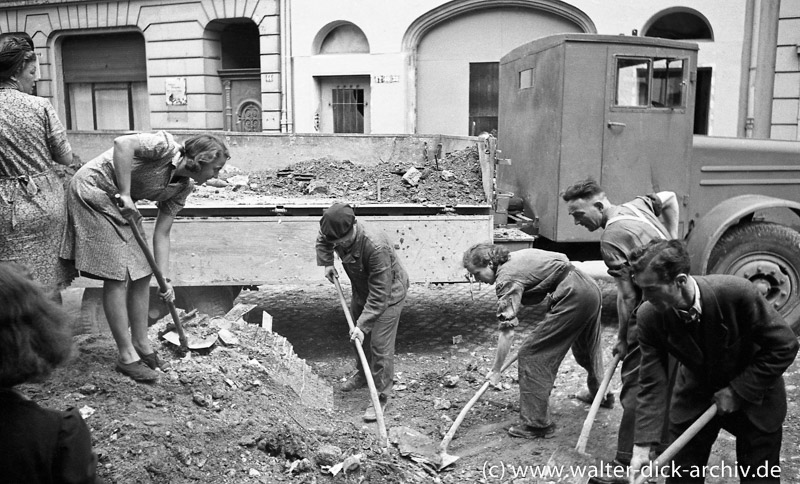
[630,239,691,283]
[562,179,604,202]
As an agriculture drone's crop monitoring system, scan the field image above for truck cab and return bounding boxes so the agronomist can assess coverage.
[498,33,800,332]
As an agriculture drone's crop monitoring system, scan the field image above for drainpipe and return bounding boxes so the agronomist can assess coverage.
[280,0,294,133]
[744,0,761,138]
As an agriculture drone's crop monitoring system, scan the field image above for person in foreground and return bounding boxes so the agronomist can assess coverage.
[562,179,678,481]
[463,243,607,439]
[61,131,229,382]
[316,203,409,421]
[0,262,100,484]
[628,239,798,484]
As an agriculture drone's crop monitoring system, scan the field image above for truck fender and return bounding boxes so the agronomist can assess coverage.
[686,194,800,274]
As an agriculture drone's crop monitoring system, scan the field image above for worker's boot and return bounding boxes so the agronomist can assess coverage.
[340,372,367,392]
[363,395,390,422]
[574,389,615,409]
[507,422,556,439]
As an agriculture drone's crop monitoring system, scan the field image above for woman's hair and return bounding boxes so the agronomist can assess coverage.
[462,242,510,269]
[0,36,36,82]
[0,263,73,388]
[180,134,230,173]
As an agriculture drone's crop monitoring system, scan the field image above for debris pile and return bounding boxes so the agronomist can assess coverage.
[194,145,488,205]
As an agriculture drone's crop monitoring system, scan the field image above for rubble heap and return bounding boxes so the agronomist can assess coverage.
[197,145,488,205]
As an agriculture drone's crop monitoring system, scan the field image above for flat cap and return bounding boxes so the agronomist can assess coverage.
[320,203,355,240]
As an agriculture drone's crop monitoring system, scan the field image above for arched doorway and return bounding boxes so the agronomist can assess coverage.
[643,8,714,135]
[404,0,594,135]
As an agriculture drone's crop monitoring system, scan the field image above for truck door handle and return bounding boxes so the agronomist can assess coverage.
[607,121,626,128]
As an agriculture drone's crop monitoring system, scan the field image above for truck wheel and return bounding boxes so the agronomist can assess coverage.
[178,286,240,317]
[78,287,109,335]
[708,222,800,335]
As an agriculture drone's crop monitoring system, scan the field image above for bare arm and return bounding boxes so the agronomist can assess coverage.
[614,275,638,356]
[111,134,141,218]
[152,212,175,301]
[655,191,679,238]
[488,328,515,385]
[53,151,73,167]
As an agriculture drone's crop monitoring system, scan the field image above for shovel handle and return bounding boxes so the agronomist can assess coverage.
[112,194,188,349]
[575,351,622,453]
[633,404,718,484]
[439,352,519,453]
[333,273,389,447]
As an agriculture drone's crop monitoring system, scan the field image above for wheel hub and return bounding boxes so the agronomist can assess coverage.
[736,259,792,309]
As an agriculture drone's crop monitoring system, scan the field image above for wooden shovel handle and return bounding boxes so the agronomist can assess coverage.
[333,273,389,447]
[633,404,718,484]
[575,352,622,453]
[439,352,519,453]
[112,194,187,348]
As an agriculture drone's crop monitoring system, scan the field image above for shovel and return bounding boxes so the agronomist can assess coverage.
[437,351,520,469]
[332,272,389,448]
[546,352,622,484]
[111,194,214,351]
[632,404,717,484]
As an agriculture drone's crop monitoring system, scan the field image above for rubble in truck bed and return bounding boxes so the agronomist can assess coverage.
[193,145,488,206]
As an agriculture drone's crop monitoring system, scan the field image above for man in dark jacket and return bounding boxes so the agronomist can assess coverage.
[316,203,409,421]
[628,239,798,483]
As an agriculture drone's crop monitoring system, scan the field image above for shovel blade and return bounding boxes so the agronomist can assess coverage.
[545,447,598,484]
[163,331,218,350]
[437,451,460,470]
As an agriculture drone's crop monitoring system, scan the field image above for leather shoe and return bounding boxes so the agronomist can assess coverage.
[136,349,171,371]
[574,389,615,409]
[340,372,367,392]
[116,360,159,382]
[507,423,556,439]
[363,396,389,422]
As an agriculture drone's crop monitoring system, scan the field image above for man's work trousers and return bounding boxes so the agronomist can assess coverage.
[518,270,603,428]
[666,410,782,483]
[351,299,404,398]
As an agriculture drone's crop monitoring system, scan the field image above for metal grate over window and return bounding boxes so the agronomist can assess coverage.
[332,88,365,133]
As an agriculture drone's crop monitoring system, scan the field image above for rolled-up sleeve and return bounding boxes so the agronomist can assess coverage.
[496,279,525,330]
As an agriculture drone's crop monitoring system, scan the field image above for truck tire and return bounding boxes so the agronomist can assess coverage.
[708,222,800,335]
[178,286,240,317]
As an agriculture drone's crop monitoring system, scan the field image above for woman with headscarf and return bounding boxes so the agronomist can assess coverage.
[0,36,77,291]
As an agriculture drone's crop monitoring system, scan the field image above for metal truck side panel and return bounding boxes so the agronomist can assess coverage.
[689,135,800,220]
[498,38,565,240]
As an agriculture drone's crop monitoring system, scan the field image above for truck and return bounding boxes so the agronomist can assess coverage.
[496,33,800,333]
[75,33,800,335]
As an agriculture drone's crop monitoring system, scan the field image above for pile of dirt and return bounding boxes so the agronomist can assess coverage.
[27,307,437,484]
[193,145,487,206]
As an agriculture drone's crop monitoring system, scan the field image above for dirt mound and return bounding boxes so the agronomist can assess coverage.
[25,308,438,484]
[195,145,487,206]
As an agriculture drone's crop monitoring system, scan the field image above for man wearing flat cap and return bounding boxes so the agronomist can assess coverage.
[316,203,409,421]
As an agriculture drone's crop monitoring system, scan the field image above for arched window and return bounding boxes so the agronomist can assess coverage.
[318,23,369,54]
[643,9,713,40]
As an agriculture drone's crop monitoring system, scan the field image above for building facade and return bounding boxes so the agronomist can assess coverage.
[1,0,797,139]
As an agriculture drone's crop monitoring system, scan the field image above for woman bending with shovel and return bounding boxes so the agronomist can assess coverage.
[463,243,608,439]
[61,132,229,382]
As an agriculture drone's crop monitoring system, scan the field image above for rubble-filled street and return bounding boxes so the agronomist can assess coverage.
[46,282,800,483]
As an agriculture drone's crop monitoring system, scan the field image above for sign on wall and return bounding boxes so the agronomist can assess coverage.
[165,77,187,105]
